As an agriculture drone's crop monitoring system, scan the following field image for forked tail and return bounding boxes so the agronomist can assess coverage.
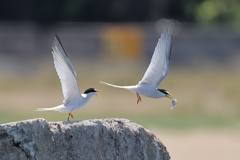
[100,81,129,89]
[35,105,65,113]
[100,81,137,93]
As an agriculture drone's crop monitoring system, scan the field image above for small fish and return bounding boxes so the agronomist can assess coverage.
[171,98,177,110]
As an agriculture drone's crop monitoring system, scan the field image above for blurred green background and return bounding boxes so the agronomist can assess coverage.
[0,0,240,159]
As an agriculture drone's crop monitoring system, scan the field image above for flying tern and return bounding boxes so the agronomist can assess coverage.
[100,28,177,109]
[36,35,102,121]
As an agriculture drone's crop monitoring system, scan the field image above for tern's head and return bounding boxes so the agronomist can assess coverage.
[157,89,174,100]
[84,88,103,97]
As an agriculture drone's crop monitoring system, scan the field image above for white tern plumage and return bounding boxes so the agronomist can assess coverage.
[36,35,102,120]
[100,28,177,109]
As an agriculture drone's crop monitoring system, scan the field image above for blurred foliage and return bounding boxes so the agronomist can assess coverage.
[0,0,240,23]
[190,0,240,23]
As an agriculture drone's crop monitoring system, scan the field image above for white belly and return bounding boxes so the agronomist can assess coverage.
[128,85,165,98]
[65,99,88,113]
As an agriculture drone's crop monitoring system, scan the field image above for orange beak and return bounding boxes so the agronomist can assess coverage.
[95,90,103,97]
[167,93,174,100]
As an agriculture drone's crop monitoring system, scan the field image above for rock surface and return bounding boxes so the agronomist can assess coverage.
[0,118,170,160]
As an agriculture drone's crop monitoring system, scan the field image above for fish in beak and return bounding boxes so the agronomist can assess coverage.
[166,93,177,110]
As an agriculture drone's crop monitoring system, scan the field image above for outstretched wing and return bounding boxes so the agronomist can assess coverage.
[138,28,173,88]
[52,35,83,104]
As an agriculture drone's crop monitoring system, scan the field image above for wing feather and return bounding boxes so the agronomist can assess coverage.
[138,28,173,88]
[52,35,83,104]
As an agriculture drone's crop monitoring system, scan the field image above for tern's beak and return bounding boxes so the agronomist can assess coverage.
[95,90,103,98]
[166,93,174,100]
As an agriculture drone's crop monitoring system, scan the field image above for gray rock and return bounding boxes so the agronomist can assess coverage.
[0,118,170,160]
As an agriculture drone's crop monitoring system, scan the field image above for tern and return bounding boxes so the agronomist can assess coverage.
[36,35,102,121]
[100,28,177,109]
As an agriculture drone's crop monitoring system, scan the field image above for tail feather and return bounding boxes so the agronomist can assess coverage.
[35,108,53,111]
[100,81,137,94]
[35,105,65,113]
[100,81,130,89]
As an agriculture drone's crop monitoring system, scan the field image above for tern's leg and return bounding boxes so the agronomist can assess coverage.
[70,113,74,119]
[67,113,70,121]
[136,93,142,104]
[67,112,74,121]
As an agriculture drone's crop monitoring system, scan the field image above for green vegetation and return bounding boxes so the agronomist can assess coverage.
[192,0,240,23]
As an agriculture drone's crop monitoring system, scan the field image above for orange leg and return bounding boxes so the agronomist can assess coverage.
[136,93,142,104]
[67,112,74,121]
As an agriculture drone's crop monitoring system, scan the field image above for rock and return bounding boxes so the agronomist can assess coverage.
[0,118,170,160]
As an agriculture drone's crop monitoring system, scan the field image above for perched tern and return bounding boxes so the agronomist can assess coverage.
[100,28,177,109]
[36,35,102,121]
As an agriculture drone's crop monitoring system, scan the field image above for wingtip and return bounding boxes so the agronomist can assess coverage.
[167,27,174,37]
[54,34,61,45]
[54,33,59,39]
[164,27,171,35]
[52,34,68,57]
[53,34,59,46]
